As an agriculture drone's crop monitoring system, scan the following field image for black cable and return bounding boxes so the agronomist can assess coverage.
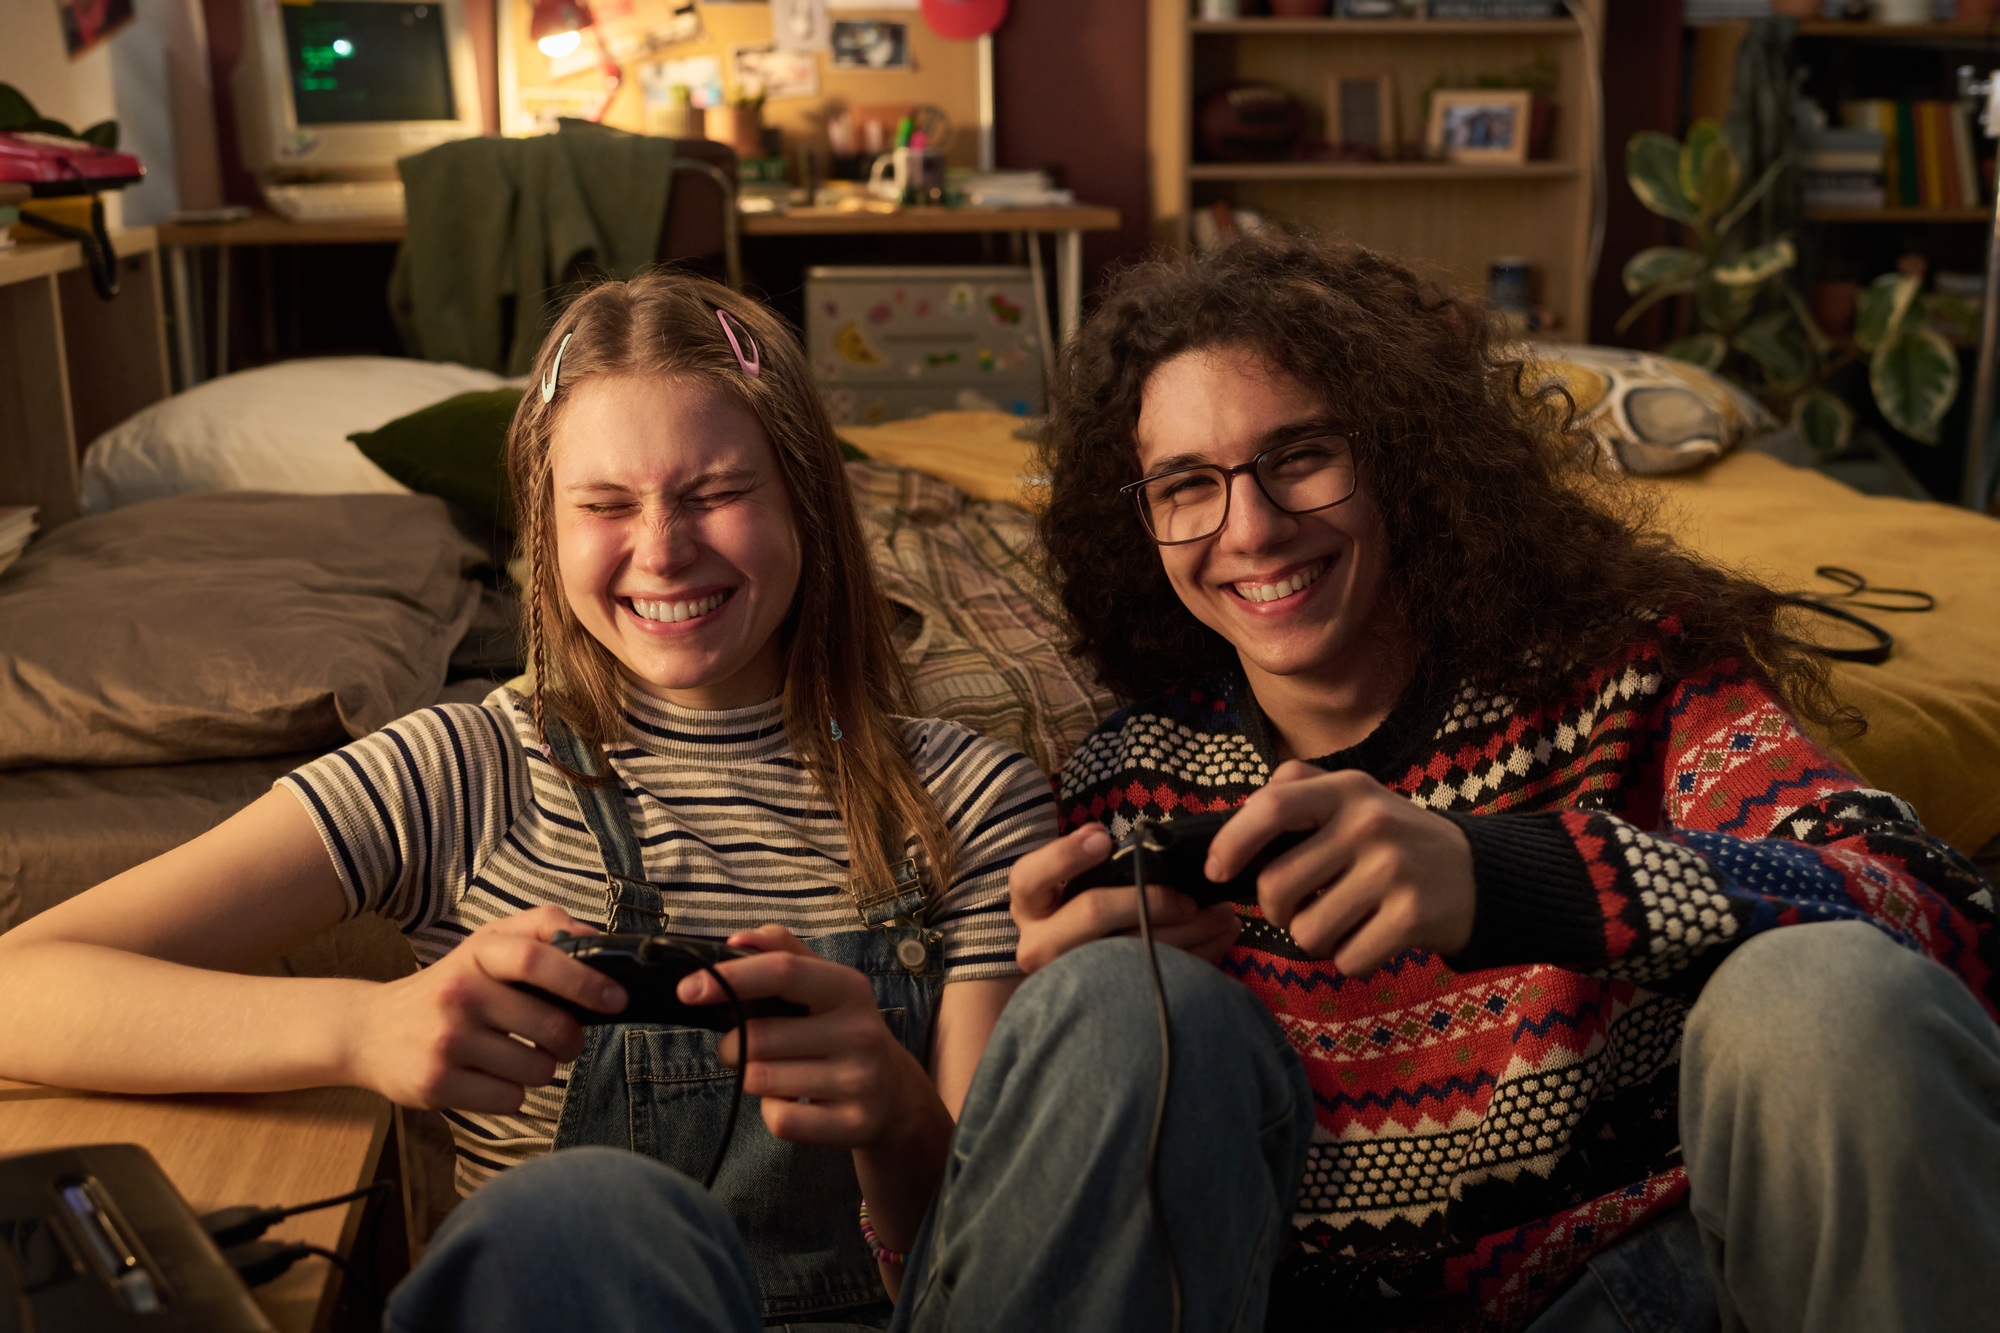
[0,1225,35,1333]
[1132,833,1184,1333]
[693,954,748,1193]
[200,1179,395,1248]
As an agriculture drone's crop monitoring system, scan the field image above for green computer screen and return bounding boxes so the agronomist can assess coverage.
[281,2,455,125]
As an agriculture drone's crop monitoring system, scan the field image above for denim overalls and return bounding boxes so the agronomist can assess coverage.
[540,717,944,1324]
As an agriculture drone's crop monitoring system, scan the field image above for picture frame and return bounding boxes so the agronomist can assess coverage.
[1425,88,1533,166]
[1324,70,1394,158]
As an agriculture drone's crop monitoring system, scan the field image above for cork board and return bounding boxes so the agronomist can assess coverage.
[498,0,983,167]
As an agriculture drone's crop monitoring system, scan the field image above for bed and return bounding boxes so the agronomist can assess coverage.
[4,351,1995,1241]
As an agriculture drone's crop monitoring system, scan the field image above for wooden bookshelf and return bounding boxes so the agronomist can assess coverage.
[1149,0,1607,337]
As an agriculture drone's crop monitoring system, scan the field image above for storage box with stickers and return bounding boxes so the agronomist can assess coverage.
[805,266,1044,426]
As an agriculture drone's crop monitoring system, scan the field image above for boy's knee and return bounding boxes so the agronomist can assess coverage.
[1683,921,1989,1144]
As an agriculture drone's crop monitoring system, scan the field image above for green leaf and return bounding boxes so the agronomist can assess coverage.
[1614,280,1695,334]
[1711,238,1797,288]
[1622,246,1706,297]
[1869,325,1961,443]
[1731,310,1815,392]
[1855,273,1920,353]
[1662,331,1728,371]
[1791,388,1855,460]
[1627,131,1699,225]
[1679,120,1741,223]
[1780,283,1834,359]
[1715,154,1792,239]
[77,120,118,149]
[0,85,36,131]
[1920,292,1981,345]
[1695,276,1758,332]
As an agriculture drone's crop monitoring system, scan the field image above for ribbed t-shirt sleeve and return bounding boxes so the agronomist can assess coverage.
[914,722,1056,982]
[278,701,528,933]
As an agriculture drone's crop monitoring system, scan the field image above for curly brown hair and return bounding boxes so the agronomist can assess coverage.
[1039,233,1850,731]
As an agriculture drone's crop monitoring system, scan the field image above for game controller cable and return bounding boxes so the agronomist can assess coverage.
[691,953,751,1192]
[1126,824,1185,1333]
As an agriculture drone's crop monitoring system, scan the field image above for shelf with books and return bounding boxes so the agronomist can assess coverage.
[1152,0,1606,336]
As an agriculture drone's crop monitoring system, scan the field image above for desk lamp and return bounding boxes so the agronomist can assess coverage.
[531,0,622,120]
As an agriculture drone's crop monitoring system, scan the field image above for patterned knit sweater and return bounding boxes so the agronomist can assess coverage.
[1056,629,1997,1332]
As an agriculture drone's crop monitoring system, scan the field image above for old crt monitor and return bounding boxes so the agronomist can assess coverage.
[233,0,480,181]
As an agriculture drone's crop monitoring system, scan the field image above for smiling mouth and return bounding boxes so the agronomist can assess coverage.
[1231,559,1329,605]
[625,590,733,624]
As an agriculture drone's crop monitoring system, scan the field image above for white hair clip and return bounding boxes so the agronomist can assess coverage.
[540,332,574,404]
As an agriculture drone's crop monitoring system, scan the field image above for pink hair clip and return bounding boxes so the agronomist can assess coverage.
[716,308,761,378]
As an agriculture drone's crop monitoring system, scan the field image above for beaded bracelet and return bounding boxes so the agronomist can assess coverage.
[857,1201,906,1267]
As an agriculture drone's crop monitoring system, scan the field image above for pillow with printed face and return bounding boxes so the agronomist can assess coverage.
[1520,343,1783,475]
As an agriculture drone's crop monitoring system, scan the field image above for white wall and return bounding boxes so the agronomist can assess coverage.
[0,0,221,225]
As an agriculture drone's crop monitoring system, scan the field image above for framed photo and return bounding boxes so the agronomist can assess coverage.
[1426,89,1533,166]
[1325,70,1393,158]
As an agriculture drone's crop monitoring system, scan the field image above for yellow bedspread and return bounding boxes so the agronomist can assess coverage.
[840,414,2000,855]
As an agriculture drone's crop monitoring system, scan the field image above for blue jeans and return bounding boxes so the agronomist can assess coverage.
[385,938,1313,1332]
[385,925,2000,1332]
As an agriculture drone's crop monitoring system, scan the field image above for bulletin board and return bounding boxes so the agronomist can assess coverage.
[496,0,984,168]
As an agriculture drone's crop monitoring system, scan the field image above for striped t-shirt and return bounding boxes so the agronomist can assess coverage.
[279,685,1054,1193]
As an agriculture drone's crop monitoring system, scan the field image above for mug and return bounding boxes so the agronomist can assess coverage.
[868,147,945,204]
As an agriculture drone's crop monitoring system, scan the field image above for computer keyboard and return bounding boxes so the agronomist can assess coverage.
[262,179,406,223]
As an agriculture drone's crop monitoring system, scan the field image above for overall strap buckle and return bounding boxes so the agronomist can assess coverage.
[856,858,938,974]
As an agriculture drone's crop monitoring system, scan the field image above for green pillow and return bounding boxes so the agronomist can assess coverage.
[350,389,522,533]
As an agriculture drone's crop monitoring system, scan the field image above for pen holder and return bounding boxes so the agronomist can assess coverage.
[707,106,765,163]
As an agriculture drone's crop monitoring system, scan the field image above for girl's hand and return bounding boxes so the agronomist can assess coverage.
[345,905,623,1112]
[679,925,939,1151]
[1007,823,1242,974]
[1207,761,1476,975]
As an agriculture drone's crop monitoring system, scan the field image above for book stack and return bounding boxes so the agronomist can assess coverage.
[0,507,35,575]
[1839,100,1983,212]
[1804,127,1886,210]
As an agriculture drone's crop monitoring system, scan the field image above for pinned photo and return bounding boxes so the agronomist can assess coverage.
[733,45,821,101]
[830,20,910,71]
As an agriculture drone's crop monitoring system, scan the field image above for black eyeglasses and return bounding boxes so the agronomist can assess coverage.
[1120,435,1358,545]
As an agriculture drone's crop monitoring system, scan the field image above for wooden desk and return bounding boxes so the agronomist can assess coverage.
[0,1081,397,1333]
[0,229,172,530]
[157,202,1120,385]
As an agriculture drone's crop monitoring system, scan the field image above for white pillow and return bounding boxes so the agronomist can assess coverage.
[79,357,512,514]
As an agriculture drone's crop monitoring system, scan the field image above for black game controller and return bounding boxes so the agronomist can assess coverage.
[1063,810,1312,908]
[516,932,809,1030]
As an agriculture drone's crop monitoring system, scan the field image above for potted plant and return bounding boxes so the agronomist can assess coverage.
[1618,118,1970,458]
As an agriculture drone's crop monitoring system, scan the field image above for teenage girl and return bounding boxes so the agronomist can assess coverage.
[0,273,1056,1325]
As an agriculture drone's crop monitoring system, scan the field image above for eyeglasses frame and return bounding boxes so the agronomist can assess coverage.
[1118,433,1359,547]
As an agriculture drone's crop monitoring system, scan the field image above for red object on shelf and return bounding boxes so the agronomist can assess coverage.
[0,131,145,196]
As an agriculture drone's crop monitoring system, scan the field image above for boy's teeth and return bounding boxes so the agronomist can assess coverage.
[631,592,727,623]
[1236,562,1324,604]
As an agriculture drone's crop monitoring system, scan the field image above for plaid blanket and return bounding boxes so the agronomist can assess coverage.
[846,461,1115,779]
